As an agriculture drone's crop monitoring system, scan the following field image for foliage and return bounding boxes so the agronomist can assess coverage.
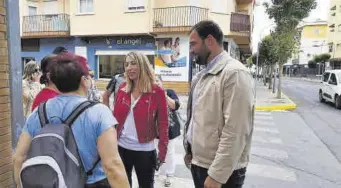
[308,60,317,68]
[259,35,278,66]
[263,0,317,98]
[264,0,317,30]
[313,53,331,64]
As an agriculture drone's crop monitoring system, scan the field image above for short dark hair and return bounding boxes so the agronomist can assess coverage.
[49,54,86,93]
[40,54,57,84]
[190,20,224,45]
[52,46,67,54]
[164,40,170,46]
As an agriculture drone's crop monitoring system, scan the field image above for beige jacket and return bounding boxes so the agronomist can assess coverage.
[184,52,255,184]
[22,79,43,117]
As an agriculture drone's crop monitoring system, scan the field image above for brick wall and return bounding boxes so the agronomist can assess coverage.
[0,0,13,187]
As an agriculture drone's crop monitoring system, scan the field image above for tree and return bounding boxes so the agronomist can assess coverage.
[308,60,317,68]
[313,53,331,72]
[264,0,317,98]
[259,35,278,89]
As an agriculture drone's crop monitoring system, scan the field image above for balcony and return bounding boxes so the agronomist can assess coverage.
[229,12,251,56]
[22,14,70,38]
[230,12,250,33]
[153,6,209,33]
[236,0,253,4]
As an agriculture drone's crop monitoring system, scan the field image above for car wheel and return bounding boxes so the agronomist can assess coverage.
[335,95,341,109]
[319,91,325,103]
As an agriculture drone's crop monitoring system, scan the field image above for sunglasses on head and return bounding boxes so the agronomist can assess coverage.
[34,68,41,73]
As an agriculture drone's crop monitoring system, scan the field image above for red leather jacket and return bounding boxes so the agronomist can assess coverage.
[113,83,169,162]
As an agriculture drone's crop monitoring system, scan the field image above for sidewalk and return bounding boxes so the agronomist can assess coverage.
[255,81,297,111]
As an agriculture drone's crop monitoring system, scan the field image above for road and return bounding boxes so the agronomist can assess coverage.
[282,78,341,164]
[129,95,341,187]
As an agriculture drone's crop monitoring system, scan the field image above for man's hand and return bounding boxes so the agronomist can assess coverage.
[184,153,192,169]
[204,176,222,188]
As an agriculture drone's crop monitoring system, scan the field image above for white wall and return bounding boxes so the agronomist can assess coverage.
[299,38,329,65]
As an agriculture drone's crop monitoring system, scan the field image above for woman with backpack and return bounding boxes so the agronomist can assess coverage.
[113,51,169,188]
[155,75,181,187]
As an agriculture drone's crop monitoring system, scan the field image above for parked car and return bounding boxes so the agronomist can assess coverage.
[319,70,341,109]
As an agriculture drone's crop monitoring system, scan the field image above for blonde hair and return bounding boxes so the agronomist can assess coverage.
[124,51,155,93]
[23,61,38,81]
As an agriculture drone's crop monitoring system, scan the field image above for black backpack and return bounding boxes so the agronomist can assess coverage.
[20,101,100,188]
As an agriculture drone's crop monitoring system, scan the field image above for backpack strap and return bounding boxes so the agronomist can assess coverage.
[64,100,98,126]
[38,102,49,128]
[64,100,101,176]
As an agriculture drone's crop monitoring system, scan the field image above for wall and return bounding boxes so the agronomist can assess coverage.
[21,37,76,62]
[299,38,328,65]
[0,0,13,186]
[302,25,328,39]
[70,0,152,36]
[328,0,341,59]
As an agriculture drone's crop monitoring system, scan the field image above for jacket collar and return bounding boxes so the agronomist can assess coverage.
[207,51,230,75]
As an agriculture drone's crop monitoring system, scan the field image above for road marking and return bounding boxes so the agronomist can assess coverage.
[254,120,276,126]
[255,115,274,120]
[254,127,279,134]
[255,111,272,116]
[252,135,283,144]
[247,163,297,182]
[251,147,289,159]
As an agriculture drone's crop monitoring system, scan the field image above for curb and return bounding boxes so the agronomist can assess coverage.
[255,92,297,111]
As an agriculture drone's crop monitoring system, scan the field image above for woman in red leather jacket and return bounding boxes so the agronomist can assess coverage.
[113,51,169,188]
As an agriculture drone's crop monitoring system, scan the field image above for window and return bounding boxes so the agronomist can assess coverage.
[79,0,94,13]
[28,6,37,16]
[337,44,341,51]
[21,39,40,52]
[339,5,341,13]
[323,72,330,82]
[338,24,341,32]
[314,28,320,35]
[330,73,337,85]
[98,54,154,79]
[43,1,58,15]
[127,0,145,12]
[329,43,334,53]
[212,0,227,13]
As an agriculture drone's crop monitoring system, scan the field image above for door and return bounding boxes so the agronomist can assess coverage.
[327,73,338,102]
[322,72,331,99]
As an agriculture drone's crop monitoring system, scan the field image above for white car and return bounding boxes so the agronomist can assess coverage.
[319,70,341,109]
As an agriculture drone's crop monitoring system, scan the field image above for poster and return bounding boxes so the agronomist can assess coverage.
[154,36,189,82]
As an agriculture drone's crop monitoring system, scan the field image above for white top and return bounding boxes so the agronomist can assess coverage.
[118,94,155,151]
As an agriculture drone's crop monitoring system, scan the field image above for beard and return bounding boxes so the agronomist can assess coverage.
[193,50,210,65]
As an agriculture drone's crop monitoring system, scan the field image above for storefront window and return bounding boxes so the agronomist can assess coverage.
[98,55,154,79]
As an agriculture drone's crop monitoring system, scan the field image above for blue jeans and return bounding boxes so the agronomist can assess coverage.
[191,164,246,188]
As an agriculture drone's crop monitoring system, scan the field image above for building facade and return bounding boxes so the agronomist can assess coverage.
[328,0,341,68]
[1,0,14,186]
[19,0,254,94]
[299,21,328,66]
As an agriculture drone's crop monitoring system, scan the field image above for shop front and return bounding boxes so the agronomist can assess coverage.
[73,36,155,89]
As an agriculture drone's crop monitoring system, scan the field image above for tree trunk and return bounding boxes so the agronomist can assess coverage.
[263,65,267,86]
[277,63,283,99]
[268,63,274,89]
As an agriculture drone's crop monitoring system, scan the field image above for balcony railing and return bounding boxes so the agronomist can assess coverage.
[22,14,70,38]
[153,6,208,33]
[230,12,250,33]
